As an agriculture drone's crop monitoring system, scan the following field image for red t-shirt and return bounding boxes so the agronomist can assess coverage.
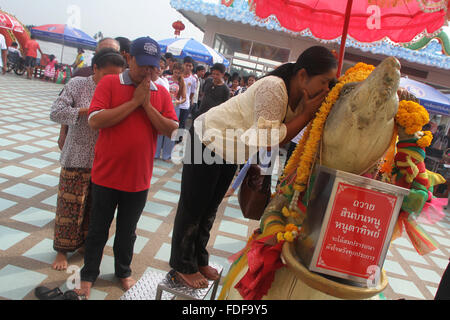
[89,71,178,192]
[25,40,40,58]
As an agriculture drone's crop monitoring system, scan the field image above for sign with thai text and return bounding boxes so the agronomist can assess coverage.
[316,182,398,279]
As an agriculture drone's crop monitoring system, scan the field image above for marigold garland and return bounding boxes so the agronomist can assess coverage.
[417,130,433,148]
[395,100,430,135]
[281,62,376,194]
[276,223,300,243]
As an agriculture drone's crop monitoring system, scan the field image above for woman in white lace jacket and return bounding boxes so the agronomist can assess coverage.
[169,46,338,289]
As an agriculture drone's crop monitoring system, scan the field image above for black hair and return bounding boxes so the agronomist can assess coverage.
[231,74,240,82]
[211,63,226,74]
[115,37,131,53]
[91,48,125,70]
[160,56,167,64]
[164,52,174,60]
[11,42,18,47]
[49,54,56,62]
[267,46,337,94]
[195,65,205,73]
[183,56,195,65]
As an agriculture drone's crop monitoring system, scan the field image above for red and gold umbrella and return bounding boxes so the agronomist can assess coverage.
[252,0,449,75]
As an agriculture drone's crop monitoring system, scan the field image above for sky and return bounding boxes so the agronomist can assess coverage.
[0,0,204,42]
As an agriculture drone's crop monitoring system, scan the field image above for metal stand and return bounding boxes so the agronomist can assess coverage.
[119,264,223,300]
[156,264,223,300]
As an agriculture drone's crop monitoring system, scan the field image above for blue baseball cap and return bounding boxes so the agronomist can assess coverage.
[130,36,161,67]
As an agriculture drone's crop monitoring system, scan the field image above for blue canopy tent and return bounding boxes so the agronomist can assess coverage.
[400,78,450,117]
[30,24,97,62]
[158,38,230,67]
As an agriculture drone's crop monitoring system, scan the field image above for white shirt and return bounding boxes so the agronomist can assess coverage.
[179,74,197,110]
[0,34,7,68]
[155,76,170,92]
[195,76,302,163]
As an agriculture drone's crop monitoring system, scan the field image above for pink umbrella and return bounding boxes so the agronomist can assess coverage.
[252,0,449,76]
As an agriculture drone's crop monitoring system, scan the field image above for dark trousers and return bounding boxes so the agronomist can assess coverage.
[435,261,450,300]
[80,183,148,283]
[179,108,190,130]
[170,129,237,274]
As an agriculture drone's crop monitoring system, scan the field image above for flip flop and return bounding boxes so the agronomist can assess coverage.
[63,290,87,300]
[34,286,65,300]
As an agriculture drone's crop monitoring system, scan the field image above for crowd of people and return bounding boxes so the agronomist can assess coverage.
[43,33,336,298]
[3,30,447,300]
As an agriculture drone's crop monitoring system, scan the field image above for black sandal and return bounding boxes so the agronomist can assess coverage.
[34,286,65,300]
[63,290,87,300]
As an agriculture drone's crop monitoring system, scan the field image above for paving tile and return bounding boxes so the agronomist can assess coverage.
[0,137,15,146]
[154,243,171,262]
[98,255,116,282]
[106,234,149,254]
[20,158,54,169]
[0,225,30,250]
[33,140,56,148]
[41,152,61,161]
[0,165,32,177]
[11,207,55,228]
[0,265,47,300]
[0,150,23,160]
[387,277,425,299]
[2,183,45,198]
[429,256,450,269]
[163,181,181,192]
[8,133,35,141]
[213,235,246,254]
[41,194,58,207]
[383,260,408,276]
[0,198,17,211]
[143,201,173,217]
[137,216,163,233]
[30,174,60,187]
[3,124,28,131]
[410,265,442,284]
[152,167,167,176]
[396,247,429,266]
[22,238,56,265]
[27,130,52,137]
[430,235,450,248]
[218,220,248,237]
[426,285,438,297]
[13,145,43,153]
[153,190,179,204]
[223,206,248,222]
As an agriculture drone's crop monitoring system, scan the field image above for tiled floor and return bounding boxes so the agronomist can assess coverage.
[0,73,449,300]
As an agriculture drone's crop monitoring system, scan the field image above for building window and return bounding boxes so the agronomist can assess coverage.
[213,33,290,77]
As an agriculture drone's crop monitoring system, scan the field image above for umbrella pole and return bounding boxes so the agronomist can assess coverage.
[337,0,353,77]
[61,41,65,64]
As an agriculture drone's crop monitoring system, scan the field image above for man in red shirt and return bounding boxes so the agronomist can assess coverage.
[75,37,179,299]
[24,35,43,80]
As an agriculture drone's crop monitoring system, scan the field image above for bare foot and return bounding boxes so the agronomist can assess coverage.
[199,265,220,281]
[119,277,136,291]
[52,252,68,271]
[74,281,92,300]
[176,271,208,289]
